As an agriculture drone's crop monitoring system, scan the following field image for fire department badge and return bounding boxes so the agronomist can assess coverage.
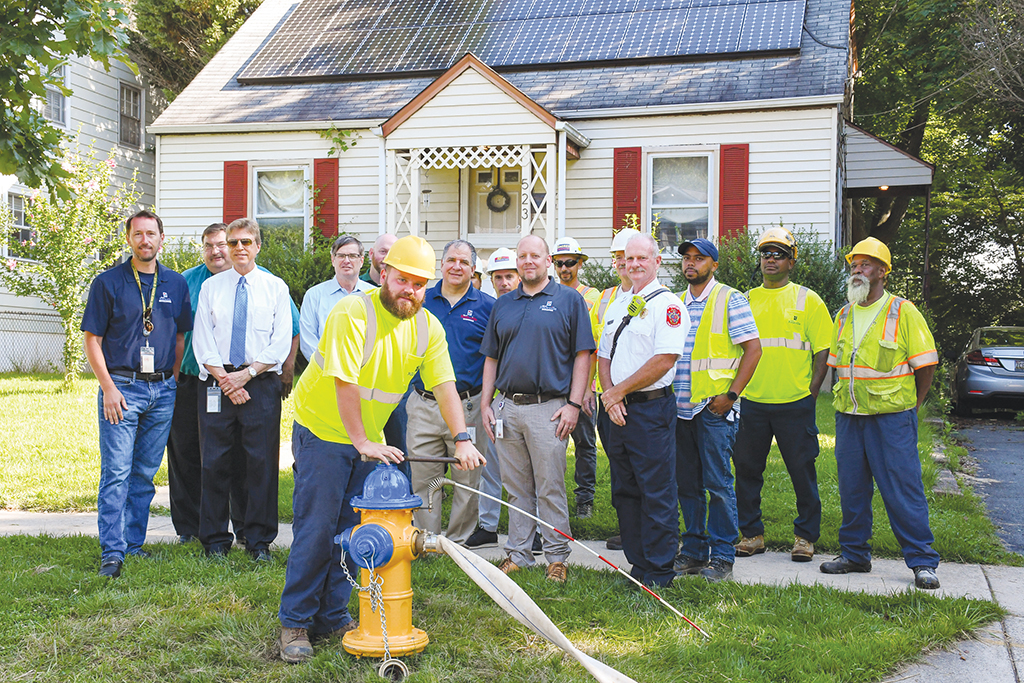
[667,306,682,327]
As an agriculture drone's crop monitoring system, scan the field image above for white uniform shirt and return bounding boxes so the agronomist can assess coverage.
[598,279,688,390]
[192,265,293,380]
[298,277,376,360]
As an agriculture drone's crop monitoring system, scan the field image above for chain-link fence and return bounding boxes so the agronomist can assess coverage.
[0,310,67,373]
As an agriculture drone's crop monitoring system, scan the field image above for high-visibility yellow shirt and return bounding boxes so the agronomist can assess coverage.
[292,289,455,444]
[742,282,833,404]
[590,284,625,392]
[575,282,601,312]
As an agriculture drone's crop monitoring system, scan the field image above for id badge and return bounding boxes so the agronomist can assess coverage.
[494,419,504,439]
[466,426,477,444]
[207,386,222,413]
[140,345,155,374]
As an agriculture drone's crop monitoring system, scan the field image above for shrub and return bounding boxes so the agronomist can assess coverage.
[257,229,336,308]
[160,235,203,273]
[580,259,620,291]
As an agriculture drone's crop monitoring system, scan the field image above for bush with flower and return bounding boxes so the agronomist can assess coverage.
[0,139,140,387]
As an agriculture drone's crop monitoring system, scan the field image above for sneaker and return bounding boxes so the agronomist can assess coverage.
[98,559,122,578]
[819,556,871,574]
[913,566,941,590]
[532,532,543,555]
[465,527,498,549]
[576,501,593,518]
[791,536,814,563]
[735,535,765,557]
[278,627,313,664]
[699,557,734,583]
[497,556,520,574]
[606,535,623,550]
[673,554,710,575]
[545,561,568,583]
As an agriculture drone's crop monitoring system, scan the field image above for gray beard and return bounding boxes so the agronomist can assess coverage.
[847,275,870,305]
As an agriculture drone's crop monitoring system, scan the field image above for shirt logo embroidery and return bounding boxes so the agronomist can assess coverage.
[539,300,557,312]
[667,306,682,327]
[158,292,172,304]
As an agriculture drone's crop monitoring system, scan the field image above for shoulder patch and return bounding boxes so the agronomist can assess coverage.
[667,305,682,327]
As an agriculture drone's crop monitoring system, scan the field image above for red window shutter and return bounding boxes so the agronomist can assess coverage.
[314,158,339,237]
[612,147,642,233]
[223,161,248,224]
[718,144,749,240]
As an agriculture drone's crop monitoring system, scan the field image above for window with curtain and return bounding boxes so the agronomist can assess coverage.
[648,153,712,252]
[254,167,307,247]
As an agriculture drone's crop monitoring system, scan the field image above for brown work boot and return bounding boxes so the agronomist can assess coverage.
[791,536,814,562]
[734,535,765,557]
[278,627,313,664]
[497,556,520,574]
[311,619,359,643]
[545,561,568,583]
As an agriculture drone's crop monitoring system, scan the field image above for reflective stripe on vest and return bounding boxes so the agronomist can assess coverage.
[689,282,743,401]
[311,294,428,405]
[832,295,909,382]
[751,285,812,352]
[835,363,913,380]
[691,357,742,372]
[596,287,616,324]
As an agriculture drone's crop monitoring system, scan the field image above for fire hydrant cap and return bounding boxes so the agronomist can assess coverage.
[351,463,423,510]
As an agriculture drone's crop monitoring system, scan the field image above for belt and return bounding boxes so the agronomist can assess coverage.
[506,391,564,405]
[624,386,673,404]
[223,364,249,373]
[109,370,173,382]
[416,386,481,401]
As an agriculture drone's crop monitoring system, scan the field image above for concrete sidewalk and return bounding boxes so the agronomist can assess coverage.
[0,490,1020,682]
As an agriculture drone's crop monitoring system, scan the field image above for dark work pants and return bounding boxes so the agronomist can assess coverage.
[571,406,598,506]
[166,374,246,542]
[601,395,679,587]
[197,373,282,553]
[382,389,412,480]
[733,395,822,542]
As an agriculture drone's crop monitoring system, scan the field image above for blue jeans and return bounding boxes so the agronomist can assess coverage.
[676,408,740,563]
[97,374,177,562]
[279,422,374,635]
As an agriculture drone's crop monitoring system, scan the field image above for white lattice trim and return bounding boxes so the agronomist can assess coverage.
[413,146,527,170]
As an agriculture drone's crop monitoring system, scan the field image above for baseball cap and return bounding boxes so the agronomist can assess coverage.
[677,237,719,261]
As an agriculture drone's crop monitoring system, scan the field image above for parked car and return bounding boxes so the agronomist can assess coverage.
[950,326,1024,416]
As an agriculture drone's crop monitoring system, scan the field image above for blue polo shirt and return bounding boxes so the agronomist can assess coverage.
[481,276,595,396]
[178,263,301,377]
[411,282,494,394]
[81,260,192,373]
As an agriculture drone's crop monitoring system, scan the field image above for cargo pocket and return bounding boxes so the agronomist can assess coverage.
[875,339,899,373]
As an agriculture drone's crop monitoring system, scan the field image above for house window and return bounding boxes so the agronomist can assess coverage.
[6,193,32,258]
[119,84,142,148]
[253,166,308,248]
[42,65,66,126]
[647,152,713,252]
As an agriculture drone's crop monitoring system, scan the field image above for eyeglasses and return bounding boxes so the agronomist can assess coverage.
[334,252,363,261]
[227,238,255,247]
[760,249,790,260]
[554,258,579,268]
[202,242,228,252]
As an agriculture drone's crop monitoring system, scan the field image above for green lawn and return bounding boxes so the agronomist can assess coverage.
[0,373,1017,565]
[0,535,1003,683]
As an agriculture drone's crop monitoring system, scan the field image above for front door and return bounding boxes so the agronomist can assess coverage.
[468,167,521,235]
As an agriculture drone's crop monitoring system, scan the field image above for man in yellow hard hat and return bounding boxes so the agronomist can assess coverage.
[821,236,941,590]
[733,228,833,563]
[277,235,485,663]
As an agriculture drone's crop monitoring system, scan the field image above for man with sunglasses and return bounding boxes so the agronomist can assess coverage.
[193,218,294,561]
[732,228,832,563]
[552,236,601,519]
[167,223,301,547]
[83,210,192,578]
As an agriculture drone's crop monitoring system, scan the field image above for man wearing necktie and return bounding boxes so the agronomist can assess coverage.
[192,218,293,560]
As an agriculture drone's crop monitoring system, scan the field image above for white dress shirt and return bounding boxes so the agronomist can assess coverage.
[192,265,293,380]
[598,279,688,390]
[298,276,376,360]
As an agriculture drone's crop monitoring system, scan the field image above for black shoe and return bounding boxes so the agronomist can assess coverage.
[673,554,710,575]
[465,527,498,549]
[178,535,196,545]
[819,556,871,574]
[606,535,623,550]
[205,546,229,559]
[249,548,273,563]
[98,559,122,578]
[576,501,593,519]
[913,566,940,590]
[532,532,543,556]
[127,550,151,559]
[699,557,734,583]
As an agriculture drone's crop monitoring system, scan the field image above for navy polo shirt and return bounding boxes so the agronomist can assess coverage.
[480,276,595,396]
[411,282,495,394]
[81,260,192,373]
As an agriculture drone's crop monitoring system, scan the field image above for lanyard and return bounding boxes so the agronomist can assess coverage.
[132,261,159,337]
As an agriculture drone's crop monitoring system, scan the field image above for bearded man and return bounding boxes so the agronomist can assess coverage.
[821,237,942,590]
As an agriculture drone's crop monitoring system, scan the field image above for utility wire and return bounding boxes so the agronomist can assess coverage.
[803,22,848,49]
[853,66,985,117]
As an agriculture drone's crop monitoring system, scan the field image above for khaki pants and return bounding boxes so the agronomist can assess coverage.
[407,389,482,544]
[493,393,571,567]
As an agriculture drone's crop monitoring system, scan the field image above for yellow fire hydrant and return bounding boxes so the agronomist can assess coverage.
[338,463,432,659]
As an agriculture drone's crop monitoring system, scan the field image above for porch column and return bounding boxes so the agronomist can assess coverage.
[557,130,567,239]
[386,149,397,234]
[545,142,557,247]
[410,152,420,237]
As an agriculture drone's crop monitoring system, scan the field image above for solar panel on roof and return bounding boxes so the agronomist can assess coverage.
[238,0,808,84]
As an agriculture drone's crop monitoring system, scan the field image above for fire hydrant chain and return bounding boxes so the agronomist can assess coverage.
[339,550,398,673]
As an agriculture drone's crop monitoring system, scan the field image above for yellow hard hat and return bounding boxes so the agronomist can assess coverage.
[610,228,641,253]
[846,236,891,271]
[757,227,798,259]
[383,235,436,279]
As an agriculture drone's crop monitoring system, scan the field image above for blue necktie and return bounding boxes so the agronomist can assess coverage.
[229,275,247,366]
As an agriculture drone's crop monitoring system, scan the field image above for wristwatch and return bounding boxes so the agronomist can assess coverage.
[726,391,738,401]
[248,366,258,379]
[454,431,472,443]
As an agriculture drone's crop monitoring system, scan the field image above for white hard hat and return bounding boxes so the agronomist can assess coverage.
[486,247,517,274]
[610,228,642,253]
[552,236,588,261]
[475,258,485,275]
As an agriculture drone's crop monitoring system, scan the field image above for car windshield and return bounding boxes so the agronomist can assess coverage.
[979,329,1024,348]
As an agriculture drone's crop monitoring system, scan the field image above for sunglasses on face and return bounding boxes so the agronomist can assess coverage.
[760,249,790,260]
[227,238,255,247]
[554,258,579,268]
